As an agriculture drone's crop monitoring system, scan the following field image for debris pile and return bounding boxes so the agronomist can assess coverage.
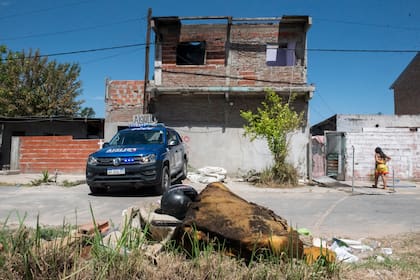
[107,182,335,264]
[37,182,394,266]
[187,166,227,184]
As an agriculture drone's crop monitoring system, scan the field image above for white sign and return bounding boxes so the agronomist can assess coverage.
[132,114,156,125]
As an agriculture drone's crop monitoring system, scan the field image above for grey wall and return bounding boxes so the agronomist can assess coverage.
[104,93,310,177]
[336,114,420,132]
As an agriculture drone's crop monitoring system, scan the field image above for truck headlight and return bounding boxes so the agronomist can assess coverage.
[139,154,156,164]
[87,156,98,165]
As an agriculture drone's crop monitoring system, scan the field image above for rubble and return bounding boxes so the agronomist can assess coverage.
[187,166,227,184]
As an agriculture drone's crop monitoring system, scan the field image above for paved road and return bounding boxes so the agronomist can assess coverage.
[0,178,419,239]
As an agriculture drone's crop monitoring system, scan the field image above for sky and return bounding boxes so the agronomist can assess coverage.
[1,0,419,125]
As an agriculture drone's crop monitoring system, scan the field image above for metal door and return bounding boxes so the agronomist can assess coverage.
[325,132,346,180]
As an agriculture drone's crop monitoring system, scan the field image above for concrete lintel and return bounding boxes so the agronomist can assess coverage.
[151,86,315,96]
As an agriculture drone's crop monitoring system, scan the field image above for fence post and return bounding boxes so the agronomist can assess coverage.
[352,145,355,195]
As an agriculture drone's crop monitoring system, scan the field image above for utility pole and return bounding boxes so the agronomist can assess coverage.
[143,8,152,114]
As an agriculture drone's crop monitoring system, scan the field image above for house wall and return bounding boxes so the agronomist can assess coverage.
[336,114,420,132]
[155,23,307,87]
[344,128,420,181]
[104,18,312,177]
[394,90,420,115]
[392,53,420,115]
[153,94,309,176]
[105,80,144,140]
[13,136,101,174]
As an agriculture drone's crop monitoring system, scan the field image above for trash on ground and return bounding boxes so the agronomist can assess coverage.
[381,247,393,255]
[298,227,312,236]
[187,166,227,184]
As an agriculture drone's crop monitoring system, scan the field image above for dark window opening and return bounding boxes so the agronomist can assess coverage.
[12,131,25,137]
[176,41,206,65]
[117,126,129,132]
[87,122,104,139]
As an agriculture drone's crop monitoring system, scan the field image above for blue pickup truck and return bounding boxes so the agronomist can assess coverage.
[86,123,188,195]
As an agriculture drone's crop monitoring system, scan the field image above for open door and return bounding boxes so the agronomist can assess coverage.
[325,132,346,180]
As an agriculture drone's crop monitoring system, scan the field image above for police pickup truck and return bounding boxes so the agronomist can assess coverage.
[86,123,188,194]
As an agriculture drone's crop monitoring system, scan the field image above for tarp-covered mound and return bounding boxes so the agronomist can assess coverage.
[173,182,303,261]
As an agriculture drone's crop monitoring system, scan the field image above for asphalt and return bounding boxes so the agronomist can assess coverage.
[0,171,419,240]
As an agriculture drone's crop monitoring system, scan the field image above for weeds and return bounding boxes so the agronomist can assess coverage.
[0,217,342,279]
[26,170,85,187]
[255,164,300,188]
[2,211,417,279]
[30,170,55,186]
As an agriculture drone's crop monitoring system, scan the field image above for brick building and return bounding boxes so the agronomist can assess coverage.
[105,14,314,177]
[390,52,420,115]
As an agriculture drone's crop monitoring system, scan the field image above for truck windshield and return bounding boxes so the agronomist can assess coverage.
[109,130,164,145]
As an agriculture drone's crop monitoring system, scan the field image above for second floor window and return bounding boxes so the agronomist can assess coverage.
[176,41,206,65]
[266,42,296,66]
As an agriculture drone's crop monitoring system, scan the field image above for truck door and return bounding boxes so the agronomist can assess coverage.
[167,130,182,175]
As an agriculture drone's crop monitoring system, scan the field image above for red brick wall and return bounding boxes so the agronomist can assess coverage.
[106,80,145,122]
[158,23,307,87]
[18,136,101,174]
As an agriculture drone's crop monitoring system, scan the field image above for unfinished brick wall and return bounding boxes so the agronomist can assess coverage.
[18,136,101,174]
[156,21,308,88]
[106,80,144,122]
[229,24,306,87]
[159,24,227,87]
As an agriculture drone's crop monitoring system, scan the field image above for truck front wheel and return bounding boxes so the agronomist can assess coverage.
[155,165,170,195]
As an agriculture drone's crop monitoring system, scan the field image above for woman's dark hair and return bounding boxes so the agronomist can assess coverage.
[375,147,387,159]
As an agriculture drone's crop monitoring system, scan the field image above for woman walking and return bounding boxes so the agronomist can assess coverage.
[373,147,391,189]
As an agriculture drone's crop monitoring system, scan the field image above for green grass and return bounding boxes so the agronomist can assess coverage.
[0,211,344,280]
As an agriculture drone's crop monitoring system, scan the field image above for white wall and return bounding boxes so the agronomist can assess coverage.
[344,127,420,181]
[173,126,309,177]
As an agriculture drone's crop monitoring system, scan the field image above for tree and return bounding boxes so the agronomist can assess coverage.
[240,89,304,185]
[79,107,96,118]
[0,46,83,117]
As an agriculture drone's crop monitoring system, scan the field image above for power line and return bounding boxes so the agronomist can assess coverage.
[315,18,420,32]
[0,0,94,20]
[0,18,146,41]
[2,43,419,61]
[81,47,145,65]
[307,48,419,53]
[47,43,147,57]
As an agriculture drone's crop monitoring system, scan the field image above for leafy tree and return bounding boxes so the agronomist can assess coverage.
[0,46,83,117]
[79,107,96,118]
[240,89,303,185]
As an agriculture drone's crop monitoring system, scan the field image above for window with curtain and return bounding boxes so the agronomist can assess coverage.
[266,41,296,66]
